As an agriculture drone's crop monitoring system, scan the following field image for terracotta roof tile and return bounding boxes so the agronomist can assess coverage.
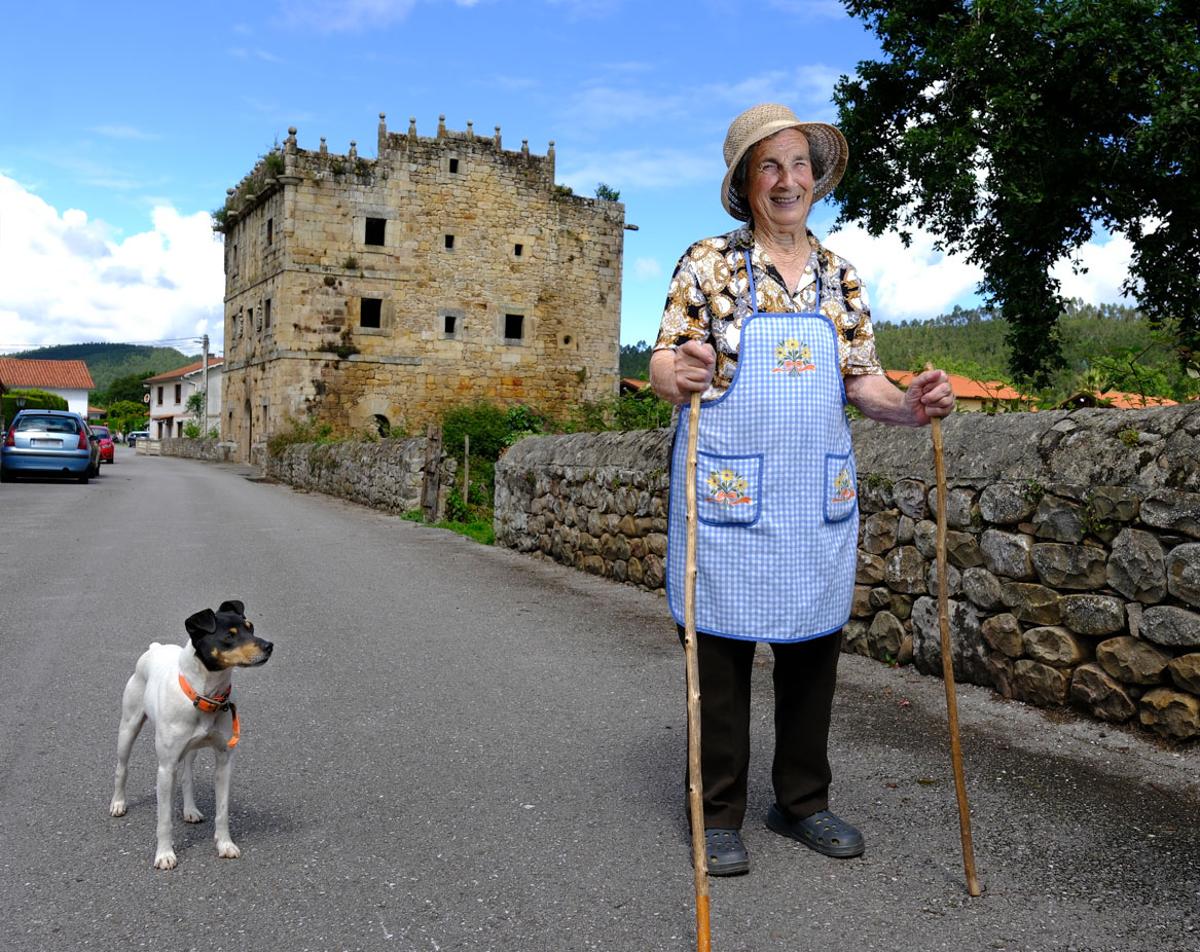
[0,358,95,390]
[1097,390,1177,409]
[143,356,224,384]
[886,370,1028,402]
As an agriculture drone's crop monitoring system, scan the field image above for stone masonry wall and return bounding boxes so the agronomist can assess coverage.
[494,405,1200,742]
[159,438,237,462]
[264,435,457,521]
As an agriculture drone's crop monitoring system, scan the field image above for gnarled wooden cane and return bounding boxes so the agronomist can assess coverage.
[684,391,714,950]
[929,387,983,898]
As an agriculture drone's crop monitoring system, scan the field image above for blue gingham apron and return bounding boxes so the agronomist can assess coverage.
[666,252,858,643]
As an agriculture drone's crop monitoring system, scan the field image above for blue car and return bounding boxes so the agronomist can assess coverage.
[1,409,101,483]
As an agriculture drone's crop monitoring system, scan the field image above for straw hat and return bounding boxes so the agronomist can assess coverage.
[720,103,848,221]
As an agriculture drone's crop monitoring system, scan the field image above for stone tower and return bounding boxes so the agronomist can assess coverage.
[215,113,625,462]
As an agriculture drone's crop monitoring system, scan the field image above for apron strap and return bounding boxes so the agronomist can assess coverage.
[743,247,821,315]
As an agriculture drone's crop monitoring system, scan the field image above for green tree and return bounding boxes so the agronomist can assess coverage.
[595,182,621,202]
[832,0,1200,386]
[99,371,154,406]
[106,399,148,436]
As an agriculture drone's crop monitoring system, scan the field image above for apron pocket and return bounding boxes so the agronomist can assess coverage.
[824,453,858,522]
[696,451,762,526]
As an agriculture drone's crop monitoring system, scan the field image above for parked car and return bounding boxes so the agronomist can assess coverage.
[1,409,100,483]
[127,430,150,447]
[91,424,115,463]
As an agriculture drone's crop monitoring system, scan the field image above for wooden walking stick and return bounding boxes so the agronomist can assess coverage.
[683,391,714,951]
[928,370,982,898]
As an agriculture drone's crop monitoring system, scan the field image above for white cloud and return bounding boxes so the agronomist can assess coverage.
[632,257,662,281]
[822,223,984,321]
[1050,231,1137,305]
[822,222,1139,321]
[278,0,486,31]
[560,147,718,191]
[0,175,224,352]
[91,124,160,141]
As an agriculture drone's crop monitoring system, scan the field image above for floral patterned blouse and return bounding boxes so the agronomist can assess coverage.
[654,226,884,400]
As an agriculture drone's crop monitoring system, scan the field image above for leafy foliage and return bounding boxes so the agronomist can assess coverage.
[595,182,621,202]
[619,341,653,379]
[833,0,1200,386]
[105,400,148,436]
[2,388,68,422]
[266,416,336,457]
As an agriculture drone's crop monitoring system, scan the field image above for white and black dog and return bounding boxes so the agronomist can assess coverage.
[109,600,273,869]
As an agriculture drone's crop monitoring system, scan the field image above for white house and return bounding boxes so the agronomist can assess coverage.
[144,357,224,439]
[0,358,94,416]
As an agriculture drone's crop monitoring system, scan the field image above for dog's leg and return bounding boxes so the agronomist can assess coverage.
[109,673,147,818]
[153,759,180,869]
[181,750,204,823]
[212,745,240,859]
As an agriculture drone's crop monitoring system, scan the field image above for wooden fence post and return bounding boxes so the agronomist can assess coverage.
[421,424,442,521]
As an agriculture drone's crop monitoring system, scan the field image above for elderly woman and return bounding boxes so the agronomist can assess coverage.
[650,103,954,876]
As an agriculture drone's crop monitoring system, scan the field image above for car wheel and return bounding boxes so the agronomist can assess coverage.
[0,468,11,483]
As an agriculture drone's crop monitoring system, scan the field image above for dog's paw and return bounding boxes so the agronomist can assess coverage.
[183,807,205,823]
[216,839,241,860]
[153,850,178,870]
[109,799,127,818]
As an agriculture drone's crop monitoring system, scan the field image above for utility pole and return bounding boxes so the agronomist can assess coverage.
[201,334,210,435]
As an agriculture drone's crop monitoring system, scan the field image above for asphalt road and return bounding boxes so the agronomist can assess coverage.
[0,450,1197,952]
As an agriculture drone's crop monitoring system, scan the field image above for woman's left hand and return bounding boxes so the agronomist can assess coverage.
[904,369,955,425]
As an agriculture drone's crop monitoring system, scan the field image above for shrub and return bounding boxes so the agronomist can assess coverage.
[266,416,336,457]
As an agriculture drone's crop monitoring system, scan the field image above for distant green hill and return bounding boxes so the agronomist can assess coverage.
[5,342,197,396]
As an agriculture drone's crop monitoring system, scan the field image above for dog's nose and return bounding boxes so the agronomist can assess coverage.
[261,640,274,654]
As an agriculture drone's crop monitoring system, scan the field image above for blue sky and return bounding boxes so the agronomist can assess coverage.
[0,0,1135,358]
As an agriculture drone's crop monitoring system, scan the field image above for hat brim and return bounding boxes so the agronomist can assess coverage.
[720,121,848,221]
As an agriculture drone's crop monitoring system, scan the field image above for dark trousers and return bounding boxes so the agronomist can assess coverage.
[680,628,843,829]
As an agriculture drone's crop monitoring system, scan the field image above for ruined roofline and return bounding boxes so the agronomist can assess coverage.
[213,112,559,233]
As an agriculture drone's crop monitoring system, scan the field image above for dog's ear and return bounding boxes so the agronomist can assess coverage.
[218,599,245,616]
[185,608,218,640]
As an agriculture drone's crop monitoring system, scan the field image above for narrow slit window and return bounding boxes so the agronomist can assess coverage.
[444,234,455,250]
[504,313,524,340]
[264,298,272,328]
[267,218,274,245]
[360,297,382,329]
[365,217,386,246]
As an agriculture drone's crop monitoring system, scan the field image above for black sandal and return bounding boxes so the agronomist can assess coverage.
[701,828,750,876]
[766,805,865,858]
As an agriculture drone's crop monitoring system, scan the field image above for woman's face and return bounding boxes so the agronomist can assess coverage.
[744,128,814,235]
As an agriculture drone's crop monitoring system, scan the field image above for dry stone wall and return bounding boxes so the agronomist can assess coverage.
[265,436,456,520]
[494,404,1200,741]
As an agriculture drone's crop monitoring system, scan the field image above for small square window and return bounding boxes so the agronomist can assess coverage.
[514,243,523,257]
[449,158,459,174]
[361,297,382,329]
[365,217,386,246]
[444,234,455,250]
[504,313,524,340]
[444,314,457,336]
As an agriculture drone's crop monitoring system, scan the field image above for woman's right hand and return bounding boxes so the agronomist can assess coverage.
[649,340,716,405]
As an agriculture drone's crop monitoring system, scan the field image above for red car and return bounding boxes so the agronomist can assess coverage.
[91,425,115,464]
